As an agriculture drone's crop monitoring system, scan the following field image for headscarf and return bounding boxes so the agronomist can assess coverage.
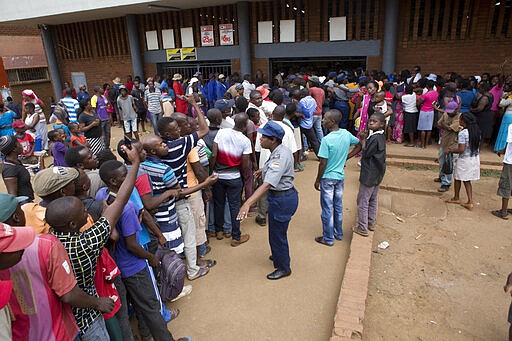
[0,136,17,155]
[21,89,39,100]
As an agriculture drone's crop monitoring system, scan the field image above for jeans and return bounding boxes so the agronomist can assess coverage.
[268,188,299,272]
[100,119,111,149]
[175,199,200,277]
[118,269,175,341]
[313,115,324,143]
[80,316,110,341]
[300,126,320,155]
[357,183,379,231]
[333,100,350,129]
[207,198,232,233]
[213,177,243,240]
[438,148,453,186]
[320,178,344,243]
[150,111,163,135]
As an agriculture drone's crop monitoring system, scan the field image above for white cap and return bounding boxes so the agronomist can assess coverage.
[218,74,225,79]
[190,77,199,84]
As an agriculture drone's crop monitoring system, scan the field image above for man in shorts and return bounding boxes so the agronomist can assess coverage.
[493,124,512,219]
[117,85,140,140]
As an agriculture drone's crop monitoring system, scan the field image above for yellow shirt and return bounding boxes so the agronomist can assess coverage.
[22,202,95,234]
[90,95,98,108]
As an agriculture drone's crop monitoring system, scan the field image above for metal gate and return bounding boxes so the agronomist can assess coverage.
[269,57,367,78]
[159,61,232,80]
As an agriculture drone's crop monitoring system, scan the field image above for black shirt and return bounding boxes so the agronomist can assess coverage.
[2,161,35,201]
[79,112,102,138]
[359,132,386,187]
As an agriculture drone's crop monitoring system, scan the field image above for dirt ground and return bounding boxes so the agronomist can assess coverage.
[364,165,512,341]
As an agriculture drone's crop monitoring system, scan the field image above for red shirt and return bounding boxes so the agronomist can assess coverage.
[93,248,121,320]
[17,133,34,156]
[309,87,325,116]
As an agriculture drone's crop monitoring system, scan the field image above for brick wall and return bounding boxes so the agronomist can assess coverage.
[0,24,39,36]
[231,59,241,74]
[10,81,54,117]
[252,58,270,83]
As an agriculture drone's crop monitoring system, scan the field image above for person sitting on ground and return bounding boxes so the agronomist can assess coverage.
[48,129,68,167]
[96,159,182,341]
[0,193,115,341]
[141,134,218,280]
[0,136,35,203]
[445,112,481,211]
[314,109,362,246]
[352,113,387,237]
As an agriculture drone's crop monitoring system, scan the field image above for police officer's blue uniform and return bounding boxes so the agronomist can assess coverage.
[261,131,299,275]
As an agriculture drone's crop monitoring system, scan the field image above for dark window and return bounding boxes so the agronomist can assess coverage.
[6,67,49,85]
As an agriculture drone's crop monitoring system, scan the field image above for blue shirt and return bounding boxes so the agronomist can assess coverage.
[61,96,80,122]
[456,90,475,113]
[318,129,360,180]
[140,156,183,254]
[298,96,317,129]
[96,188,147,278]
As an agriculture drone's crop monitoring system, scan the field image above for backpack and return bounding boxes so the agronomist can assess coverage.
[155,245,186,302]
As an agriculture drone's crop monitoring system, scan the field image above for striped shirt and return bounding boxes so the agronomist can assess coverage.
[144,88,163,114]
[161,132,198,190]
[51,217,111,333]
[61,96,80,122]
[140,156,184,253]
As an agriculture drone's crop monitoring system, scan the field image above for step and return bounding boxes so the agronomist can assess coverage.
[386,157,503,172]
[387,153,502,167]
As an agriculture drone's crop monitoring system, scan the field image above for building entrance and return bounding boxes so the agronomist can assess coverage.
[159,60,232,81]
[269,57,366,80]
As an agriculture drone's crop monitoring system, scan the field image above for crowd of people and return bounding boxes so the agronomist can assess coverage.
[1,63,512,340]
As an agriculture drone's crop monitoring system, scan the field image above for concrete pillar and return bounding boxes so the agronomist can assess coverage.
[381,0,399,75]
[39,25,62,100]
[237,2,252,76]
[126,14,144,80]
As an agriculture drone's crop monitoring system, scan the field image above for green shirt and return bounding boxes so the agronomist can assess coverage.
[318,129,360,180]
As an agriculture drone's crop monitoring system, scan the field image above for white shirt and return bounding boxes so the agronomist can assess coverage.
[255,120,298,169]
[402,94,418,113]
[504,124,512,164]
[220,116,235,129]
[242,80,255,100]
[261,100,277,117]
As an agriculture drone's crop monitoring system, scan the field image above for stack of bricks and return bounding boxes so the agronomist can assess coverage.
[331,233,374,340]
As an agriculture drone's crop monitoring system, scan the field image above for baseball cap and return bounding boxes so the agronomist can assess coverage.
[0,194,28,223]
[218,74,226,79]
[190,77,199,84]
[193,71,202,77]
[427,74,437,82]
[119,85,127,91]
[32,167,79,197]
[12,121,26,129]
[257,121,285,140]
[0,222,35,253]
[235,83,244,91]
[0,280,12,309]
[256,86,270,100]
[328,71,337,78]
[214,99,235,112]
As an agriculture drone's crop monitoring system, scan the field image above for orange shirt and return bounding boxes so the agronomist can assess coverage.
[22,202,95,234]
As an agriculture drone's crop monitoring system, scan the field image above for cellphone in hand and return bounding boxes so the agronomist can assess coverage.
[124,135,133,149]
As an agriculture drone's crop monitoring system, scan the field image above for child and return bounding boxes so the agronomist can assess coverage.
[352,113,387,237]
[48,129,68,166]
[445,112,481,210]
[12,121,35,163]
[315,109,361,245]
[493,124,512,219]
[69,122,87,147]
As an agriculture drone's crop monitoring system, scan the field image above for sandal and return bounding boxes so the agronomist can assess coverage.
[461,203,474,211]
[188,266,209,280]
[352,226,369,237]
[168,307,180,321]
[492,210,509,220]
[201,259,217,268]
[445,198,461,204]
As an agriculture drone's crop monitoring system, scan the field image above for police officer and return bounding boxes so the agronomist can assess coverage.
[237,121,298,280]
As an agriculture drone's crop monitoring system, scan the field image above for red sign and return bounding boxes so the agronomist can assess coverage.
[200,25,214,47]
[219,24,234,46]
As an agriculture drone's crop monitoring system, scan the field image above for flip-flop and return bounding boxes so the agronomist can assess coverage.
[352,226,369,237]
[203,259,217,268]
[445,198,461,204]
[188,266,209,280]
[492,210,509,220]
[461,203,474,210]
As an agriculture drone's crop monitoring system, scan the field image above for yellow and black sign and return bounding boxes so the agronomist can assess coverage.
[166,48,181,61]
[180,48,197,61]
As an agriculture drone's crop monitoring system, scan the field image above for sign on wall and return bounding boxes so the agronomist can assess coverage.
[180,48,197,60]
[258,21,273,44]
[200,25,214,46]
[219,24,234,46]
[166,48,181,61]
[329,17,347,41]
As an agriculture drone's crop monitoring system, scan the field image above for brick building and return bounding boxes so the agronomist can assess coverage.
[1,0,511,99]
[0,24,53,103]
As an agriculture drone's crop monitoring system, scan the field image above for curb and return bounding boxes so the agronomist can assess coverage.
[379,184,442,196]
[330,232,374,340]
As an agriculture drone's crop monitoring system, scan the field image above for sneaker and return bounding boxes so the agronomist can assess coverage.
[171,285,193,302]
[255,216,266,226]
[231,234,250,247]
[438,185,450,192]
[368,223,376,231]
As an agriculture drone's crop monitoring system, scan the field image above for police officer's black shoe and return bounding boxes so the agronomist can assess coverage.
[255,216,266,226]
[266,269,291,280]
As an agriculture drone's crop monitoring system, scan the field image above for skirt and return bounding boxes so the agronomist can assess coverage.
[475,110,494,139]
[494,114,512,151]
[417,110,434,131]
[86,137,106,155]
[454,155,480,181]
[403,112,418,134]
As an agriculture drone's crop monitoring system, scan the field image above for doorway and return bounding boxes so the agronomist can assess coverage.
[158,60,232,81]
[269,57,366,79]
